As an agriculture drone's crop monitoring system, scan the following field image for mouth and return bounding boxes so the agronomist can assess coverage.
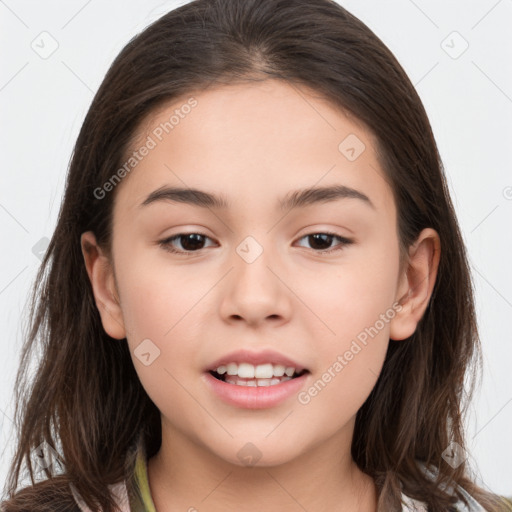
[203,357,311,408]
[208,363,310,387]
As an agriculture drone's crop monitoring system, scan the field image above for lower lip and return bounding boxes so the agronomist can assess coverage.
[203,372,309,409]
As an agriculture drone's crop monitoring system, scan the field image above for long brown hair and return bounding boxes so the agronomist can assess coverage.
[2,1,509,511]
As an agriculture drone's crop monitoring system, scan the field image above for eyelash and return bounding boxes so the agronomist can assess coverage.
[158,231,353,256]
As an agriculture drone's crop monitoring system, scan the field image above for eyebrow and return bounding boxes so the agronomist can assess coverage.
[140,184,374,211]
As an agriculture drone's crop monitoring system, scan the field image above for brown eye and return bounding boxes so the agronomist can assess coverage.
[159,233,215,254]
[295,232,353,253]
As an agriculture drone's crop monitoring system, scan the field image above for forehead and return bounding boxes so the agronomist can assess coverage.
[113,79,394,218]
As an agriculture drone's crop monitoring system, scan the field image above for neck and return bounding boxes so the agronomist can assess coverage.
[147,421,377,512]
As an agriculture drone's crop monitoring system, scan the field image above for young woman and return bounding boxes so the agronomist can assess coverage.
[2,0,510,511]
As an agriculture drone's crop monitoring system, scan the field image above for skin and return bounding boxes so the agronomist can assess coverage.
[81,79,440,512]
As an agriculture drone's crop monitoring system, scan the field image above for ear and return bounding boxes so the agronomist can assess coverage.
[390,228,441,341]
[80,231,126,340]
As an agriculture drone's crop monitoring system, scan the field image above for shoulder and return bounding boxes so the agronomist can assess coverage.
[400,491,429,511]
[70,481,131,512]
[1,504,81,512]
[0,480,82,512]
[1,479,130,512]
[400,460,488,512]
[453,485,489,511]
[400,488,487,512]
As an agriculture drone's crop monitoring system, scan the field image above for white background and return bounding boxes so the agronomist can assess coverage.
[1,0,511,500]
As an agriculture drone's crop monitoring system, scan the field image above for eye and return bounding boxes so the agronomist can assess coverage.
[158,231,353,256]
[158,232,216,255]
[295,232,353,253]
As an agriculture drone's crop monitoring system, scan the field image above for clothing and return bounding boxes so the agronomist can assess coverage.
[406,461,487,512]
[70,438,487,512]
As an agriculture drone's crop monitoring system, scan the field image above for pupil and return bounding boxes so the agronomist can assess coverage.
[309,233,333,251]
[181,234,205,251]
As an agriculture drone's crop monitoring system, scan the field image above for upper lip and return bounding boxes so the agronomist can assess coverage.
[206,349,308,373]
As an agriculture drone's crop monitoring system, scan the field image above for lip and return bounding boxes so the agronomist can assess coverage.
[202,371,309,409]
[205,349,307,373]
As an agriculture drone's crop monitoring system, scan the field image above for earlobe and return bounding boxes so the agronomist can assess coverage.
[80,231,126,340]
[389,228,441,341]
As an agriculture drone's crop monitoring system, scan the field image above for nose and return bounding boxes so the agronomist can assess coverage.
[219,237,292,328]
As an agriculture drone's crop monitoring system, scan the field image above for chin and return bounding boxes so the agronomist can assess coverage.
[210,439,308,469]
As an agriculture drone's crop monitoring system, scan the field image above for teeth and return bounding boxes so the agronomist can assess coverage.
[226,363,238,376]
[214,362,299,379]
[254,363,272,379]
[285,367,295,377]
[224,376,293,387]
[273,365,285,377]
[238,363,255,379]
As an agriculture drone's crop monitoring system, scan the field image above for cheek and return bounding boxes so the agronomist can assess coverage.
[297,237,399,399]
[115,260,207,422]
[296,245,400,344]
[111,252,207,400]
[114,247,202,340]
[295,273,396,436]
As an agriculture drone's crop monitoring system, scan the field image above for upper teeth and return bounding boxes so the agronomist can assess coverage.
[215,363,296,379]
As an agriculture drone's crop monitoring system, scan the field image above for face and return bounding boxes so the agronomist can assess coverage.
[83,79,435,468]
